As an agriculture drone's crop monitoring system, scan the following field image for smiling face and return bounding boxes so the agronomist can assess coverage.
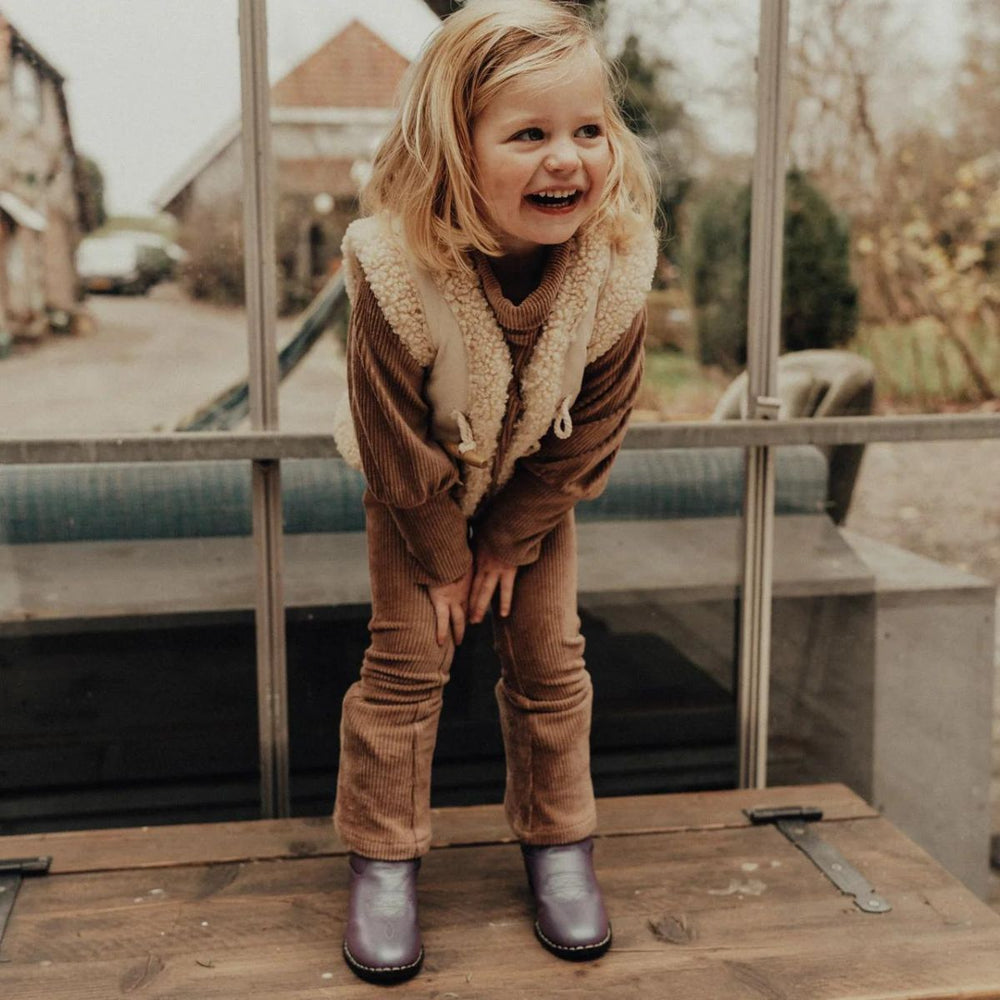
[470,46,612,258]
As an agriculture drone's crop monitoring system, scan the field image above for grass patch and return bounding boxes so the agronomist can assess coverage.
[637,317,1000,421]
[637,348,728,420]
[850,319,1000,408]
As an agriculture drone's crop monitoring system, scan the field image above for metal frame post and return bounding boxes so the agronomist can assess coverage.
[238,0,290,818]
[738,0,790,789]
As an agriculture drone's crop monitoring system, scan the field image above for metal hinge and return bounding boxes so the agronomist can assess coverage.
[0,856,52,952]
[745,806,891,913]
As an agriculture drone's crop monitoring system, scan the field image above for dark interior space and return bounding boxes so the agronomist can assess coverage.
[0,608,736,834]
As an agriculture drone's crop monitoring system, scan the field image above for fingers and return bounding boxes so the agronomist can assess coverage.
[469,570,497,625]
[451,601,466,647]
[498,568,515,618]
[468,570,481,622]
[468,564,518,623]
[433,597,449,647]
[430,583,469,647]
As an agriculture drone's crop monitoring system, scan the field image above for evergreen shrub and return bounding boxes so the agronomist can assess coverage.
[686,171,858,371]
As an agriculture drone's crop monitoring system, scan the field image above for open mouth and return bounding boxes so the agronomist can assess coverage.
[525,189,583,209]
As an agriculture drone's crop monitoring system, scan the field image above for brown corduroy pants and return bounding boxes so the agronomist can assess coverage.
[334,492,596,860]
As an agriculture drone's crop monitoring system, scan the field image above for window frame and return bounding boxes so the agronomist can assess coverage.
[1,0,998,817]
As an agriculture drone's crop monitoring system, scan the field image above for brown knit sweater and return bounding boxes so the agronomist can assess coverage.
[346,242,646,586]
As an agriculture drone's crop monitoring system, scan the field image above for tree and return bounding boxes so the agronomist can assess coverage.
[612,32,694,264]
[855,140,999,400]
[687,171,858,372]
[586,0,701,267]
[76,155,106,233]
[955,0,1000,158]
[784,0,906,216]
[836,1,1000,402]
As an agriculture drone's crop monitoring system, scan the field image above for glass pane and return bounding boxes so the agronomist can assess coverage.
[0,2,251,436]
[277,458,366,814]
[265,0,773,430]
[589,4,759,794]
[576,452,747,798]
[278,4,763,815]
[599,1,758,421]
[263,3,441,431]
[769,440,999,896]
[0,461,259,833]
[783,0,1000,417]
[263,4,440,809]
[281,451,749,814]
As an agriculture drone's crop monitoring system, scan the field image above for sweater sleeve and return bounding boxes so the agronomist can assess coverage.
[473,308,647,566]
[347,275,472,586]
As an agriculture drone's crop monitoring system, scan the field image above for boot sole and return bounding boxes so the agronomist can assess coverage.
[534,921,612,961]
[342,941,424,984]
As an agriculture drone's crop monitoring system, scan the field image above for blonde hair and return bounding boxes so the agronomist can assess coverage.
[362,0,657,274]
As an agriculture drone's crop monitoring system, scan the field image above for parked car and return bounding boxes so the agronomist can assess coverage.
[76,235,168,295]
[121,231,186,283]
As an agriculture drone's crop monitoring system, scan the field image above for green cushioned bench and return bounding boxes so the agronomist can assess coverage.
[0,446,829,544]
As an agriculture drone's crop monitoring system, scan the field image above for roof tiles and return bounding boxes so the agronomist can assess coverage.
[271,19,409,110]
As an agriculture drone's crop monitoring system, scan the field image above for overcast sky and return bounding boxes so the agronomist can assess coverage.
[0,0,964,215]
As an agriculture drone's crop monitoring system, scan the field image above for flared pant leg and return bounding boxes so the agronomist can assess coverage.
[491,511,597,845]
[335,498,595,857]
[334,492,456,860]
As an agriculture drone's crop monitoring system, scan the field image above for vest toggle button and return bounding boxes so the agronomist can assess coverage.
[441,440,490,468]
[441,411,489,468]
[553,397,573,439]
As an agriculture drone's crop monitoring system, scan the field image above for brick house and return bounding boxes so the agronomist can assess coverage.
[0,13,84,345]
[154,19,410,310]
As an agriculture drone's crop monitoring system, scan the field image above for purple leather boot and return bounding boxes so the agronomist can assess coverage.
[342,854,424,984]
[521,838,612,961]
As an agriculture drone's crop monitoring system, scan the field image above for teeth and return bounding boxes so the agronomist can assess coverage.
[530,189,578,201]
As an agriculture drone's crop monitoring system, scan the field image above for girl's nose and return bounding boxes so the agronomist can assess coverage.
[544,138,581,172]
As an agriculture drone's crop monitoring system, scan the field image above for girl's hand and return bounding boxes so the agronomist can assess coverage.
[469,544,518,624]
[427,564,474,647]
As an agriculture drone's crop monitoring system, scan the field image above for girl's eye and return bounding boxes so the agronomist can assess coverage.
[576,124,604,139]
[512,127,545,142]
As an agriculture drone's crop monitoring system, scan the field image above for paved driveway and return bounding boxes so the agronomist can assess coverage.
[1,284,346,437]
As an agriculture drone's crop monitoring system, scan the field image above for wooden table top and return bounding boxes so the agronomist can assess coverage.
[2,784,999,999]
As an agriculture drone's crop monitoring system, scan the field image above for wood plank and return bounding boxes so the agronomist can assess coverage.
[4,938,1000,1000]
[2,822,971,930]
[0,784,875,874]
[1,812,999,999]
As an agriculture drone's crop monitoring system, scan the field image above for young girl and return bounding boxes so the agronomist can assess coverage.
[332,0,657,983]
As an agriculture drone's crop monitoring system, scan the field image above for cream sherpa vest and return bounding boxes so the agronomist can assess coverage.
[334,214,657,516]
